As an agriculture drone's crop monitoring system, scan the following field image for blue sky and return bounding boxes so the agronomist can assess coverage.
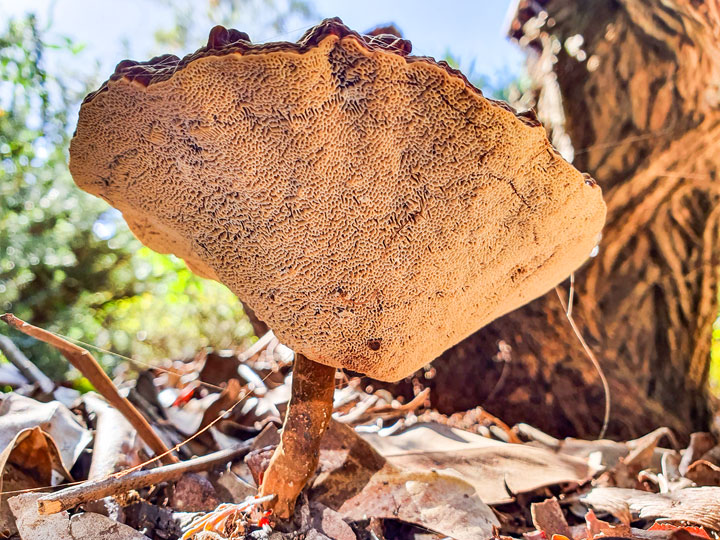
[0,0,524,92]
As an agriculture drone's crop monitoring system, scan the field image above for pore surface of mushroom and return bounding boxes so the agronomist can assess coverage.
[69,18,606,518]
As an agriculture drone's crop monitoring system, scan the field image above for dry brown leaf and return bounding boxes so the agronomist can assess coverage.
[303,502,356,540]
[684,460,720,486]
[0,394,90,535]
[531,497,572,539]
[83,392,141,480]
[585,508,634,538]
[335,465,497,540]
[557,428,675,473]
[364,423,593,504]
[580,487,720,529]
[361,421,507,454]
[679,433,716,476]
[0,427,72,536]
[0,394,91,470]
[312,421,498,540]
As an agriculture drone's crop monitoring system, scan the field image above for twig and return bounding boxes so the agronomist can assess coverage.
[238,330,275,362]
[1,313,179,465]
[554,277,611,439]
[35,443,252,515]
[0,334,54,393]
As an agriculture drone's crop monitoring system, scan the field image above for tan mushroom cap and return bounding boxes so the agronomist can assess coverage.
[69,19,606,381]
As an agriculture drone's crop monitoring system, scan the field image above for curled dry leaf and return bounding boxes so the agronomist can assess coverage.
[0,427,72,536]
[679,433,716,476]
[554,428,675,473]
[0,393,92,471]
[580,487,720,530]
[584,508,633,539]
[600,428,680,489]
[195,378,243,449]
[0,394,91,534]
[684,460,720,486]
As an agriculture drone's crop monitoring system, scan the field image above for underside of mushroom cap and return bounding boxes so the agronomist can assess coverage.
[69,18,606,381]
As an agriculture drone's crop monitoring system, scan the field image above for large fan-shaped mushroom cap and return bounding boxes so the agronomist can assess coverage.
[70,18,605,381]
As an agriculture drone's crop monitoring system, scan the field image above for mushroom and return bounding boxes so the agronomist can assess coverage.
[69,18,606,518]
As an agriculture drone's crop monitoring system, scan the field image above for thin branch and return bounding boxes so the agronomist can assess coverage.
[0,334,54,393]
[35,443,252,515]
[1,313,179,465]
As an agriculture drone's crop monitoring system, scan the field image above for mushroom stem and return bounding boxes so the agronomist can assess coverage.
[260,353,335,518]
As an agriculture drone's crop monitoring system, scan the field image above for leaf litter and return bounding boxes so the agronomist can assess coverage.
[1,318,719,539]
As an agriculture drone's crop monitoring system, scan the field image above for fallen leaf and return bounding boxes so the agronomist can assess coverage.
[0,364,29,388]
[364,423,593,504]
[306,502,356,540]
[337,465,497,540]
[585,508,633,538]
[549,428,675,472]
[580,487,720,529]
[312,421,498,540]
[684,460,720,486]
[193,379,243,449]
[210,468,256,503]
[679,433,716,476]
[170,473,220,512]
[361,421,506,454]
[531,498,572,539]
[83,392,141,479]
[0,393,92,470]
[0,427,72,536]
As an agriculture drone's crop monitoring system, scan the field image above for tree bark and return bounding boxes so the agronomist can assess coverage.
[402,0,720,440]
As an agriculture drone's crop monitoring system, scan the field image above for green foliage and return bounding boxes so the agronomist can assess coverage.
[0,15,252,380]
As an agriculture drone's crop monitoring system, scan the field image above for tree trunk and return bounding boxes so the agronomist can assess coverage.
[397,0,720,440]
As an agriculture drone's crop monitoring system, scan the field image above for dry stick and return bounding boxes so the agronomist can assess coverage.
[238,330,275,362]
[56,332,226,392]
[554,277,611,439]
[1,313,179,465]
[35,443,252,515]
[0,333,55,393]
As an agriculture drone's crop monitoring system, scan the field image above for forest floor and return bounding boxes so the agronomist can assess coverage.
[1,322,720,540]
